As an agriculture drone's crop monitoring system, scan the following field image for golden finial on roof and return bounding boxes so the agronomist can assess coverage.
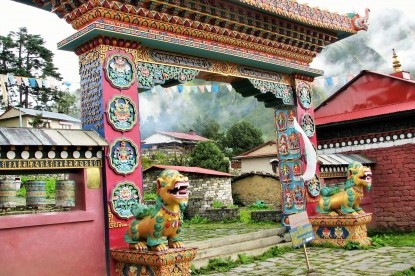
[392,49,402,72]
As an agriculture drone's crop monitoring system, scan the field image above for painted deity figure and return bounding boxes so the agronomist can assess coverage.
[278,135,289,156]
[293,185,304,210]
[110,140,138,174]
[114,99,131,122]
[280,164,291,183]
[116,141,132,162]
[284,187,294,210]
[276,112,287,131]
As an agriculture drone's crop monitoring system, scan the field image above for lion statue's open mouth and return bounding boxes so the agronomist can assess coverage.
[168,181,189,198]
[361,171,372,183]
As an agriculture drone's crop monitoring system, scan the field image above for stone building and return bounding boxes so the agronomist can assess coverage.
[232,172,281,209]
[315,55,415,231]
[142,165,233,218]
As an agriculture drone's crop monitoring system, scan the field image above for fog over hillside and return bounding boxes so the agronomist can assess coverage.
[139,8,414,140]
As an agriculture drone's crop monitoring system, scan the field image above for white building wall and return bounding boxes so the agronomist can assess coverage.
[241,157,274,174]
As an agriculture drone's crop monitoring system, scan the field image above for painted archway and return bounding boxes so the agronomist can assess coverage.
[7,0,368,274]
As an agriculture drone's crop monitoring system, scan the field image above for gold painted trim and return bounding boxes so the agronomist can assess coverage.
[108,208,128,229]
[86,167,101,189]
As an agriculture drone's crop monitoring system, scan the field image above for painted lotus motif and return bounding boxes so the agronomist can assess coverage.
[110,182,141,219]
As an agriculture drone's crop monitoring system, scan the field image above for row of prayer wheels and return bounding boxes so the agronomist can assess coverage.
[0,179,75,209]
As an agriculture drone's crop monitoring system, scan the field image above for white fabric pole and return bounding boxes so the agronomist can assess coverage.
[293,117,317,181]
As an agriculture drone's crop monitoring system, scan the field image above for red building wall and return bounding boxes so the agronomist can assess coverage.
[0,170,107,276]
[352,143,415,231]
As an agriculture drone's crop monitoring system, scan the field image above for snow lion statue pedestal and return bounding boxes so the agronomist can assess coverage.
[110,169,197,276]
[310,162,373,247]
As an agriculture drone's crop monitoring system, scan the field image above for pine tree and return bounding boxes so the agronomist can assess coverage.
[0,27,77,115]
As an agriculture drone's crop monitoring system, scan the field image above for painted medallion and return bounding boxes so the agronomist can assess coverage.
[109,138,139,175]
[106,54,135,89]
[107,96,137,131]
[301,113,315,138]
[110,181,141,219]
[297,82,312,109]
[306,174,321,197]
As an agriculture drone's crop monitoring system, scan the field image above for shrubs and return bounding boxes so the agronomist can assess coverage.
[212,200,224,208]
[143,192,157,201]
[188,215,210,224]
[17,176,56,199]
[249,200,269,210]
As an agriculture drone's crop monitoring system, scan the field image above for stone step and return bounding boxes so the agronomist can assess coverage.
[188,227,286,250]
[188,227,291,269]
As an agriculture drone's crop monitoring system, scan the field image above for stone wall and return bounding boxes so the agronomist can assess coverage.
[232,174,281,210]
[351,144,415,231]
[251,210,282,222]
[141,147,190,159]
[199,208,240,222]
[143,170,160,194]
[143,169,233,218]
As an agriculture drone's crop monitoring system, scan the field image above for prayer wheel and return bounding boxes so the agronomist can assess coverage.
[26,180,47,208]
[0,180,17,208]
[55,180,75,207]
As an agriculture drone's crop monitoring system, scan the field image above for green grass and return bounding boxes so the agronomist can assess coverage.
[368,231,415,247]
[182,221,276,231]
[186,221,415,275]
[392,266,415,276]
[184,207,279,228]
[310,231,415,250]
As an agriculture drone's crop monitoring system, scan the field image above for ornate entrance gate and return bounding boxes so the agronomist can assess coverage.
[10,0,368,274]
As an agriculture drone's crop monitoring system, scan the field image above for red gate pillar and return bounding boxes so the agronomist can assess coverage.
[275,75,321,226]
[293,76,320,217]
[76,38,143,273]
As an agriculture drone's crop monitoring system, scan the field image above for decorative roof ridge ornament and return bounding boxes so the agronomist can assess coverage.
[392,49,403,73]
[350,8,370,31]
